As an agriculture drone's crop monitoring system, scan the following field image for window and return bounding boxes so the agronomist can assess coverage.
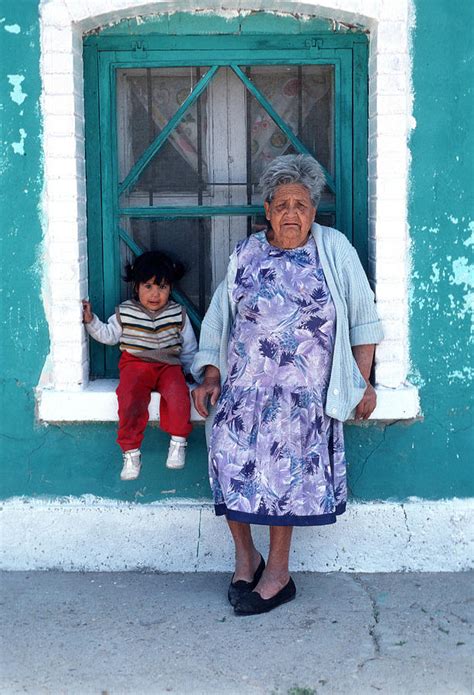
[84,33,368,378]
[37,2,419,422]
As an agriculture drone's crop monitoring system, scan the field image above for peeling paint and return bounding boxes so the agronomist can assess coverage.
[449,257,474,329]
[87,8,359,37]
[429,263,440,284]
[448,215,459,224]
[451,257,474,289]
[7,74,27,105]
[11,128,26,155]
[464,222,474,248]
[4,23,20,33]
[407,368,426,389]
[447,293,456,310]
[447,367,474,382]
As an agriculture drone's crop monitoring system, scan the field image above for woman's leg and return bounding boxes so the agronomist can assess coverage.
[254,526,293,599]
[227,520,262,582]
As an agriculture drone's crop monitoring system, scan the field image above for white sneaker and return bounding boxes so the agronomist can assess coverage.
[166,438,187,470]
[120,449,141,480]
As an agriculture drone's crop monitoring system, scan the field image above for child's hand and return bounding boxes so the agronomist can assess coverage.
[82,299,93,324]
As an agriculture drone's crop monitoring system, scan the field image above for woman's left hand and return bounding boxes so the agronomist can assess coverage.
[192,366,221,418]
[354,383,377,420]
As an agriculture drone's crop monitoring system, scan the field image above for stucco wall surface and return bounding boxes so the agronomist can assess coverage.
[405,0,473,495]
[0,0,472,509]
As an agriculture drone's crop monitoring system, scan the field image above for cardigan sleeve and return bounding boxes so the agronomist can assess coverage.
[190,249,238,383]
[342,245,384,346]
[190,279,226,382]
[179,314,198,374]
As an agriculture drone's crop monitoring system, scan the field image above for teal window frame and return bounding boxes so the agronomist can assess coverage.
[84,31,368,378]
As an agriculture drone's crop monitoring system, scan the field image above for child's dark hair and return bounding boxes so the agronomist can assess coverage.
[124,251,185,295]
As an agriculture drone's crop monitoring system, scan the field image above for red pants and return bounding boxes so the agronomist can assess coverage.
[116,352,192,452]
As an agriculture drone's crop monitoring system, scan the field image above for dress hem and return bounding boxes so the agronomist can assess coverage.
[214,502,346,526]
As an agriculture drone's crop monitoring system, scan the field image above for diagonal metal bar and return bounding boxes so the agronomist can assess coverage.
[230,64,336,194]
[117,227,202,329]
[118,65,220,197]
[118,226,143,256]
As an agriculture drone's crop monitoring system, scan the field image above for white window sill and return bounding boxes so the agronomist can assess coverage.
[37,381,420,423]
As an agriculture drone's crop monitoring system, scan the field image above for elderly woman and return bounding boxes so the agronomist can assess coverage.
[191,154,383,615]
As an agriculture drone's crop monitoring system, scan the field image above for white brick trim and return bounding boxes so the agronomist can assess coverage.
[37,380,420,422]
[37,0,418,419]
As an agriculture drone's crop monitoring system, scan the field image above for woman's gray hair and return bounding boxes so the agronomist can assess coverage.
[259,154,326,207]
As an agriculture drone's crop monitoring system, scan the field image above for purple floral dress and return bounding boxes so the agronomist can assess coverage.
[210,232,347,526]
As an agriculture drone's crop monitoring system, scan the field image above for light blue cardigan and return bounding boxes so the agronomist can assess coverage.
[191,224,384,428]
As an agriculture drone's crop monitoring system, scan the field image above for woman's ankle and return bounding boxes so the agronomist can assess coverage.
[233,548,261,580]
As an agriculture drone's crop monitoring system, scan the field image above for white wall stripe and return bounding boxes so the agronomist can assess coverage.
[1,498,472,572]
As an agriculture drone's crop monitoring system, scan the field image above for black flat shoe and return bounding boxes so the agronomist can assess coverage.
[234,577,296,615]
[227,555,265,607]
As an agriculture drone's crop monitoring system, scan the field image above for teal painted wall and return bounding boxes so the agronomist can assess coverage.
[0,1,472,503]
[0,1,209,503]
[347,0,473,499]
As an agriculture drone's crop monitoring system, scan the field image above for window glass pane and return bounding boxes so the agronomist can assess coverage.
[116,64,336,314]
[117,67,209,207]
[315,211,336,228]
[246,65,334,205]
[119,215,284,313]
[117,64,335,210]
[120,217,212,316]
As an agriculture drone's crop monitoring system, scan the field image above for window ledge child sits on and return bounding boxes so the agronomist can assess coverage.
[83,251,198,481]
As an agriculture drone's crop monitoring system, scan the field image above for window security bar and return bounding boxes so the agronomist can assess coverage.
[118,204,335,218]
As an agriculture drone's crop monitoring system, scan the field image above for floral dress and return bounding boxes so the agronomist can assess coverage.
[209,232,347,526]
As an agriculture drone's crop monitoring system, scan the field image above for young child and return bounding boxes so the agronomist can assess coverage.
[82,251,197,481]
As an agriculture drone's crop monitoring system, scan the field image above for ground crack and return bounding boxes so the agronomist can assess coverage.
[195,508,202,566]
[401,504,412,545]
[352,575,382,668]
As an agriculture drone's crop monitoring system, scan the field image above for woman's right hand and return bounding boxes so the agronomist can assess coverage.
[82,299,93,324]
[192,366,221,418]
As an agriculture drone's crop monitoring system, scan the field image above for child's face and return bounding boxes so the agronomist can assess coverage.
[137,276,171,311]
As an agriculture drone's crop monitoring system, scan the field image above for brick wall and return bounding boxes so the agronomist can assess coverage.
[38,0,418,418]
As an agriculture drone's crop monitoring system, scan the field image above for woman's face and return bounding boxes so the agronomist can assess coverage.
[264,183,316,249]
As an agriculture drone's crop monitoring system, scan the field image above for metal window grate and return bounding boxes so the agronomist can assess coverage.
[84,32,368,378]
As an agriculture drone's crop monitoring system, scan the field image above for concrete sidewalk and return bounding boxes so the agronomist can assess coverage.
[0,571,472,695]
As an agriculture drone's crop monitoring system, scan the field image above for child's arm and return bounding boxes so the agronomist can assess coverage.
[82,300,122,345]
[180,314,198,377]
